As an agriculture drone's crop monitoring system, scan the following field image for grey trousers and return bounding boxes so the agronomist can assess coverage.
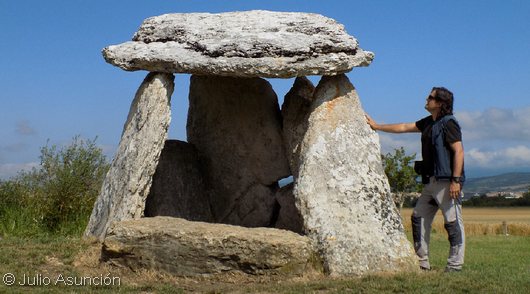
[411,177,465,270]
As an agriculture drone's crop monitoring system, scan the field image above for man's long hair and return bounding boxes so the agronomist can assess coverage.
[432,87,454,117]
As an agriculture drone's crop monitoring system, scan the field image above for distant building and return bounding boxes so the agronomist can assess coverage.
[484,191,524,198]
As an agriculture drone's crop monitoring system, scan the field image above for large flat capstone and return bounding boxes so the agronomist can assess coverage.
[103,10,374,78]
[102,217,318,276]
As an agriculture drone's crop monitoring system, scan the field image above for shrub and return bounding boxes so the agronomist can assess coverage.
[0,136,109,236]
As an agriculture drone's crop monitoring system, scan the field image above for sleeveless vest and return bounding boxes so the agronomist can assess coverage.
[431,115,465,181]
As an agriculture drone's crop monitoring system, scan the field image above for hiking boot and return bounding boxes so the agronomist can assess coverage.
[444,266,462,273]
[419,260,431,271]
[420,266,431,271]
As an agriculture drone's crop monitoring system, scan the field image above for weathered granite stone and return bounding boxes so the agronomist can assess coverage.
[103,10,374,78]
[294,74,418,276]
[187,75,290,227]
[281,77,315,177]
[102,217,319,276]
[144,140,213,222]
[85,73,174,239]
[274,183,304,235]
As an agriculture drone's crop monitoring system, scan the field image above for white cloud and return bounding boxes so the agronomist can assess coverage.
[466,145,530,169]
[456,107,530,142]
[374,107,530,174]
[0,162,39,180]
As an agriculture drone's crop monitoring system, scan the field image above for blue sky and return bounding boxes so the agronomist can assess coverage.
[1,0,530,179]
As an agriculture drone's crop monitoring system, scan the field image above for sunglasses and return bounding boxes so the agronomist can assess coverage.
[427,95,436,100]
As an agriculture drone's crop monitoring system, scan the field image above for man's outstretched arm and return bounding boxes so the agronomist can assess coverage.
[365,113,420,133]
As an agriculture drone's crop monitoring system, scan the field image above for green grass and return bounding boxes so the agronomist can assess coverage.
[250,234,530,294]
[0,233,528,293]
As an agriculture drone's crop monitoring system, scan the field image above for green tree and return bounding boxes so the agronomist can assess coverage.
[382,147,422,209]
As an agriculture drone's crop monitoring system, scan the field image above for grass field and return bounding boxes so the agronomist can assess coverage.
[0,208,529,293]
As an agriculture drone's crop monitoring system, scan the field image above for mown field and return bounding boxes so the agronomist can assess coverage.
[0,208,529,293]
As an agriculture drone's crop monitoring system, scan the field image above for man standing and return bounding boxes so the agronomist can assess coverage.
[366,87,465,272]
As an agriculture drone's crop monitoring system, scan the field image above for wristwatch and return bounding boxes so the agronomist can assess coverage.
[451,176,463,184]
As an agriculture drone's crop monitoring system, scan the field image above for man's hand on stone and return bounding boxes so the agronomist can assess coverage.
[365,113,378,130]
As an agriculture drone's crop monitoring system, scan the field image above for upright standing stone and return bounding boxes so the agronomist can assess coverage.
[85,72,174,239]
[144,140,213,222]
[294,74,418,276]
[187,75,290,227]
[281,77,315,177]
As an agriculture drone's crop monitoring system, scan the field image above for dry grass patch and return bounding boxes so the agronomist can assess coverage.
[400,207,530,236]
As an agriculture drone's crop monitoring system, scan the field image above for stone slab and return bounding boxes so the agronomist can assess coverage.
[85,73,174,239]
[187,75,290,227]
[103,11,374,78]
[274,183,304,235]
[144,140,213,222]
[102,217,319,276]
[294,74,418,276]
[281,77,315,177]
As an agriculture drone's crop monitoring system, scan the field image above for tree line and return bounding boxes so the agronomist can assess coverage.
[464,194,530,207]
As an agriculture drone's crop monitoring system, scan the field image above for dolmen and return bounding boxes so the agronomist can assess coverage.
[85,10,418,277]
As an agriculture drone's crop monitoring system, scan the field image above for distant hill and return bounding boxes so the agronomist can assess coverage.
[463,172,530,194]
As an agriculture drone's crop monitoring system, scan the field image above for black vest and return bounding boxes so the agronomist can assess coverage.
[431,115,465,182]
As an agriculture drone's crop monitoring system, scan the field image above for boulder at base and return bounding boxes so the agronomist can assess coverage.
[102,217,319,276]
